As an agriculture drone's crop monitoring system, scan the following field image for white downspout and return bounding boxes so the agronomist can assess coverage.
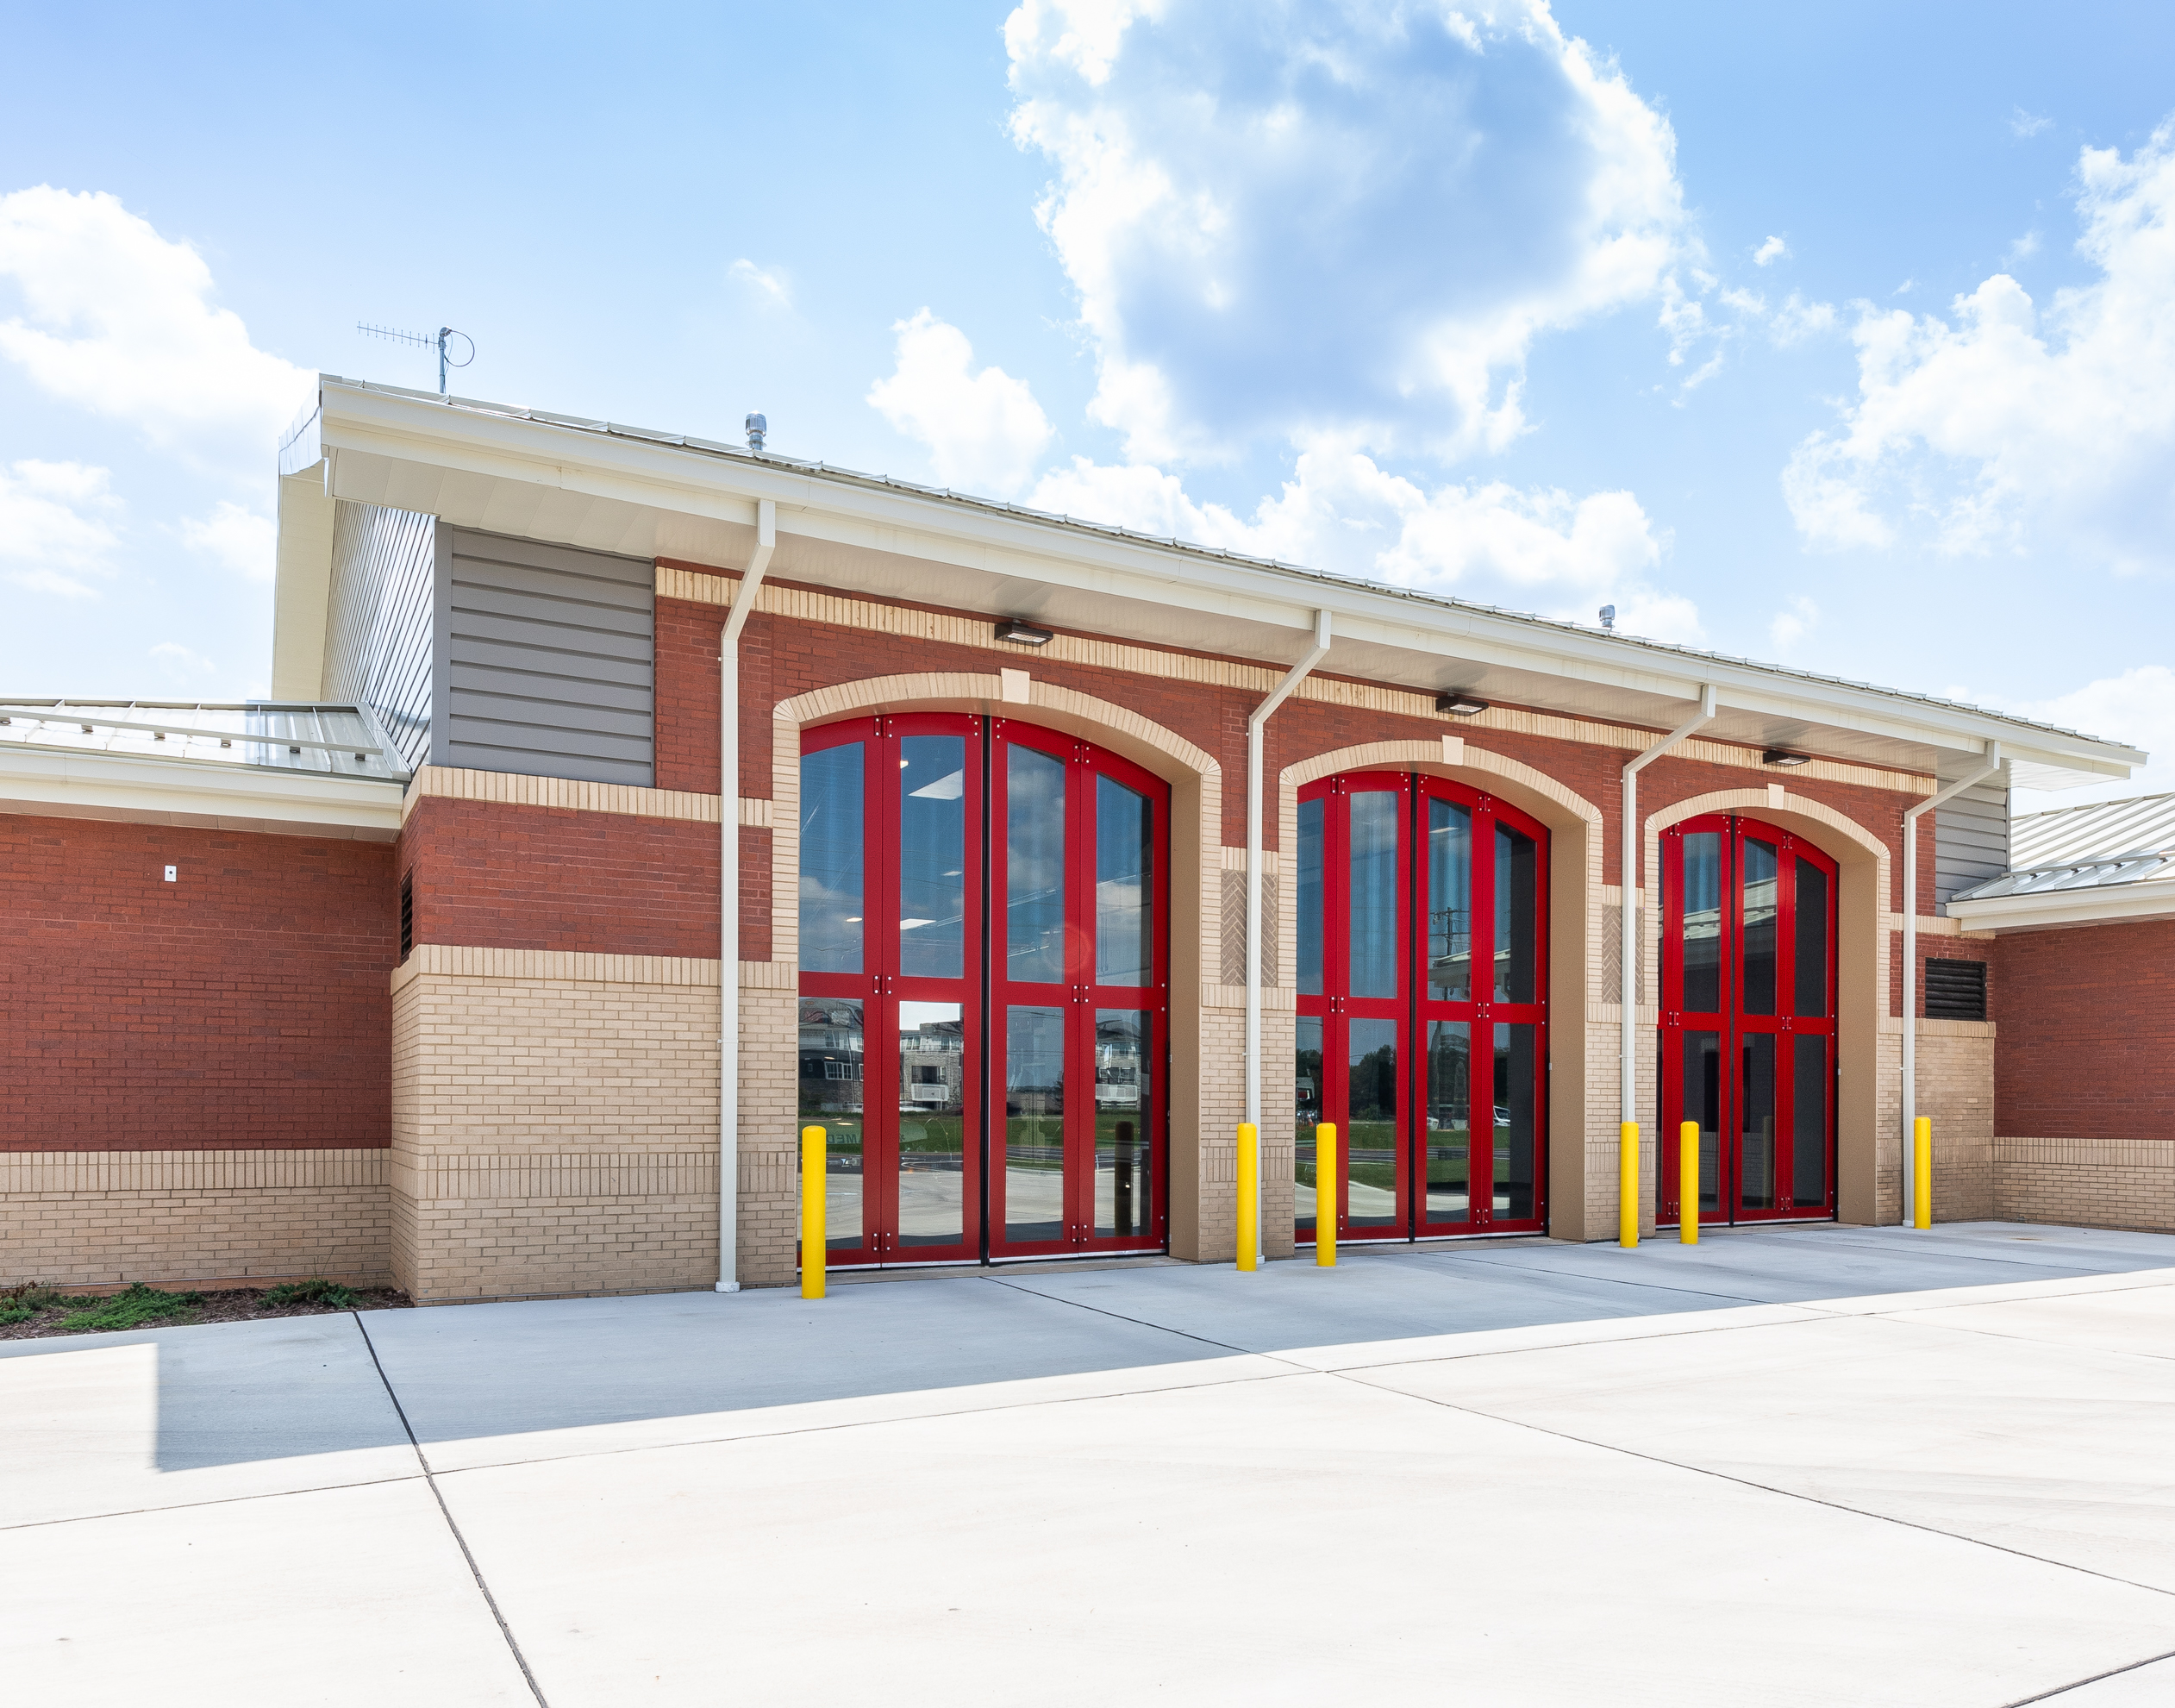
[716,497,777,1292]
[1244,608,1333,1267]
[1899,739,2000,1226]
[1620,685,1718,1148]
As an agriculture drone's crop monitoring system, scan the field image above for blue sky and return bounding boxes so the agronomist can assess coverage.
[3,1,2171,804]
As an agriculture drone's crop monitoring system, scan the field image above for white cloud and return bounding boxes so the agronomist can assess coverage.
[2003,229,2041,266]
[2013,665,2175,807]
[0,458,121,597]
[1768,292,1837,347]
[149,641,220,683]
[1753,235,1788,267]
[1786,119,2175,569]
[2010,108,2053,140]
[0,186,310,466]
[867,310,1054,497]
[1004,0,1690,465]
[178,500,275,582]
[1767,594,1818,654]
[728,258,792,310]
[1028,441,1696,638]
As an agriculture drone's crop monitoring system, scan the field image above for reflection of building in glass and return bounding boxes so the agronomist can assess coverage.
[1094,1016,1143,1109]
[899,1017,966,1111]
[798,999,865,1115]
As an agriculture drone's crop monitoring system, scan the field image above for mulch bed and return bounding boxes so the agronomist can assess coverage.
[0,1284,413,1341]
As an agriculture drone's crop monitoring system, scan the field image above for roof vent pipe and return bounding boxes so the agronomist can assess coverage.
[1600,605,1616,630]
[745,413,767,454]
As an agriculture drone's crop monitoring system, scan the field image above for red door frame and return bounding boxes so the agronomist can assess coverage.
[798,713,984,1267]
[1658,814,1838,1225]
[988,719,1171,1260]
[1297,772,1549,1244]
[798,714,1169,1269]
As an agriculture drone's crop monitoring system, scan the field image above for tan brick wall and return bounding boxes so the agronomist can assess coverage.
[0,1149,390,1288]
[1993,1138,2175,1233]
[1916,1025,1997,1221]
[390,948,749,1302]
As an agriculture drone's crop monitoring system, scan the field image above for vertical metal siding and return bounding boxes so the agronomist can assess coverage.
[1935,778,2009,912]
[437,528,655,786]
[325,501,435,773]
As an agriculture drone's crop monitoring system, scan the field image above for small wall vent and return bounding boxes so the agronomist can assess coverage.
[1922,956,1985,1022]
[399,872,415,962]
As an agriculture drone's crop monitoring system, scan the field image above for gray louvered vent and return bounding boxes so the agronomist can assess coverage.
[438,529,655,785]
[1923,957,1986,1021]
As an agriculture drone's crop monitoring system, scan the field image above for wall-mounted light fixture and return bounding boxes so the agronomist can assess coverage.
[1436,691,1490,716]
[1762,748,1812,766]
[996,619,1053,647]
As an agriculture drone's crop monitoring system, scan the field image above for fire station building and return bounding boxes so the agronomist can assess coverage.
[2,377,2164,1301]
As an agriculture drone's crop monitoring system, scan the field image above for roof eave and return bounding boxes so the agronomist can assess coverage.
[1948,877,2175,933]
[0,741,406,841]
[297,377,2147,791]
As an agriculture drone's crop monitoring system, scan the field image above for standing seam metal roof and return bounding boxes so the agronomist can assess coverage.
[296,378,2144,762]
[1951,791,2175,901]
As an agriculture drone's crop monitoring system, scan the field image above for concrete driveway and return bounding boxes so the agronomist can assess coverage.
[6,1221,2175,1705]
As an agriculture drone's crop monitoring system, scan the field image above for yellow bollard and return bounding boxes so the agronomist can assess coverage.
[1619,1122,1640,1248]
[1913,1116,1933,1230]
[1236,1122,1259,1272]
[1316,1123,1338,1268]
[800,1125,826,1299]
[1680,1120,1699,1245]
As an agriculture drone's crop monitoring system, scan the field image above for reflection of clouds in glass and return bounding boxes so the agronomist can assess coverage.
[909,769,965,799]
[1008,746,1067,981]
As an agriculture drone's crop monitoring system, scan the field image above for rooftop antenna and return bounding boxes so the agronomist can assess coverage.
[357,322,475,396]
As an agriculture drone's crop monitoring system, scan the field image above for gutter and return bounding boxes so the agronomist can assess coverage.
[1620,686,1717,1205]
[1244,609,1332,1268]
[716,498,776,1292]
[1899,741,2002,1226]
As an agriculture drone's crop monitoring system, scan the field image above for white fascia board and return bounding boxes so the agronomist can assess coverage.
[1948,879,2175,933]
[272,466,338,700]
[0,744,404,840]
[316,383,2146,785]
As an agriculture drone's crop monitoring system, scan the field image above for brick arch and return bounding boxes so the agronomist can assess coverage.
[1270,737,1609,1241]
[1640,785,1893,1227]
[1281,736,1602,835]
[766,670,1226,1262]
[778,672,1218,788]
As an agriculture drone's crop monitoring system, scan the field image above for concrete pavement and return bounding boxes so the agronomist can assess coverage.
[6,1221,2175,1705]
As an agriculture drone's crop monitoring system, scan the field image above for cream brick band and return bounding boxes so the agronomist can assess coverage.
[1,1148,391,1290]
[0,1148,387,1192]
[1994,1137,2175,1235]
[401,764,725,824]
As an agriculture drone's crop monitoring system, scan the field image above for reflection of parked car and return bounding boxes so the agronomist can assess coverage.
[1495,1106,1511,1127]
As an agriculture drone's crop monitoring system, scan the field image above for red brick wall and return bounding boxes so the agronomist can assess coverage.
[1890,933,1994,1021]
[0,815,396,1151]
[398,797,766,962]
[1993,919,2175,1139]
[656,579,1918,895]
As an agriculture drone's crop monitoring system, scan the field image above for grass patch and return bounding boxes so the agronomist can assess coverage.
[57,1283,202,1333]
[0,1283,71,1326]
[260,1278,359,1310]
